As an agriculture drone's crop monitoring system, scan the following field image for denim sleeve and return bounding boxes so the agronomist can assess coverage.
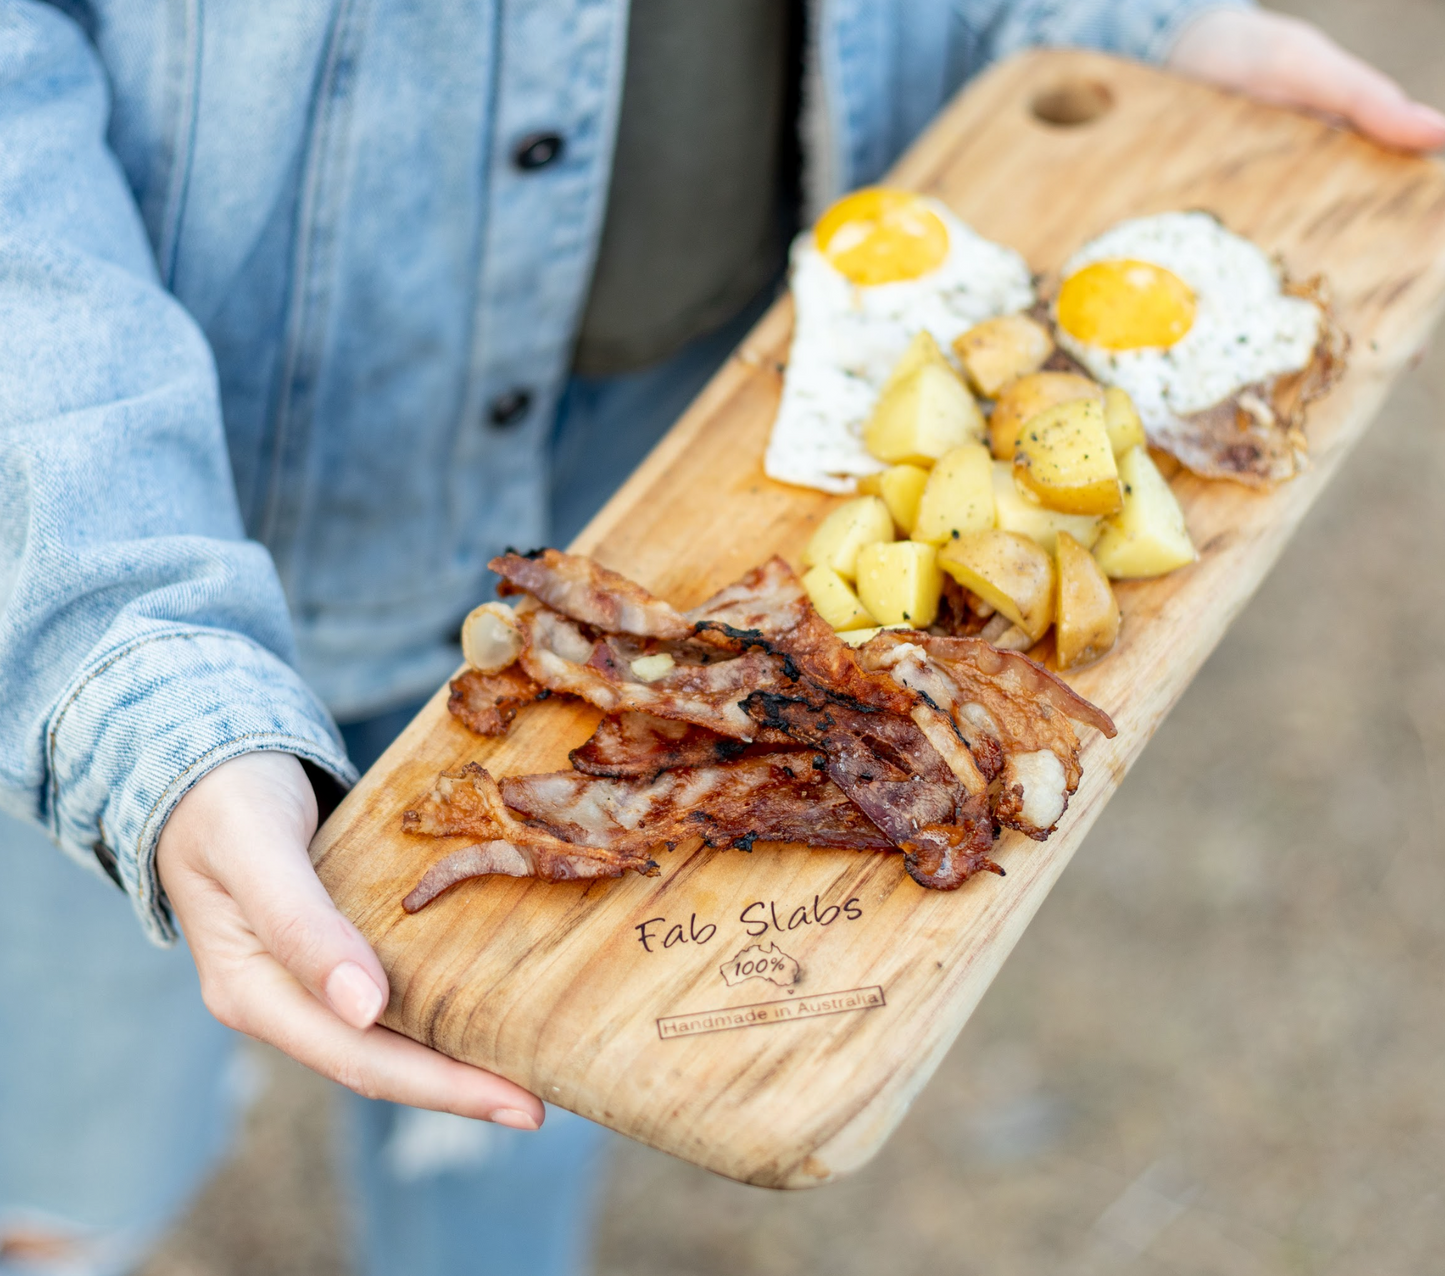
[0,2,357,944]
[968,0,1254,67]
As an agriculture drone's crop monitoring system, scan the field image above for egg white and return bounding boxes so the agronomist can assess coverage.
[765,198,1034,493]
[1054,212,1321,434]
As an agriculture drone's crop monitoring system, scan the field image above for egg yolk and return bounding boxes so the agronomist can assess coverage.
[1056,259,1196,350]
[814,187,949,286]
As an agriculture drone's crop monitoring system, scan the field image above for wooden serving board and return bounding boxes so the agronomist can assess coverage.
[312,50,1445,1188]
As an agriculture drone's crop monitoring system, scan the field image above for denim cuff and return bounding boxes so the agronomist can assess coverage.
[45,627,359,945]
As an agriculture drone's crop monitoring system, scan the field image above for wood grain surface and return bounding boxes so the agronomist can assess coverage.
[311,49,1445,1189]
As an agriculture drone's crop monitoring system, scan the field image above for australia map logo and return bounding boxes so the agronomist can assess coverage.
[720,942,801,988]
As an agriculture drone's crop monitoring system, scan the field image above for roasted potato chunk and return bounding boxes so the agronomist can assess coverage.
[1103,386,1147,455]
[857,463,930,534]
[802,564,876,631]
[855,540,942,628]
[952,313,1054,397]
[911,443,994,545]
[881,329,952,394]
[938,529,1054,643]
[1092,445,1197,578]
[1054,531,1121,669]
[1014,398,1123,516]
[988,371,1103,461]
[801,495,894,580]
[865,364,985,465]
[990,461,1101,555]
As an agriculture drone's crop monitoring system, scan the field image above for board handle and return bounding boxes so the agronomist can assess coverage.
[1030,78,1114,127]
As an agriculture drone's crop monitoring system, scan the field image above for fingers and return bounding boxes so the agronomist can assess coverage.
[208,944,546,1127]
[160,752,545,1126]
[1259,16,1445,152]
[160,751,390,1030]
[1169,9,1445,153]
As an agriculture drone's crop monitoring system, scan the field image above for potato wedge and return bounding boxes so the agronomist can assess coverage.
[801,495,894,580]
[1103,386,1147,455]
[1092,445,1197,578]
[911,443,994,545]
[1014,398,1123,516]
[865,363,985,466]
[952,313,1054,397]
[857,463,930,534]
[802,564,876,631]
[990,461,1101,555]
[855,540,942,628]
[938,529,1054,642]
[1054,531,1121,669]
[881,329,953,395]
[988,371,1102,461]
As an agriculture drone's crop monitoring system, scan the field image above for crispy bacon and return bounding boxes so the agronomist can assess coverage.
[405,548,1118,904]
[402,841,624,912]
[570,713,755,779]
[447,666,545,736]
[519,607,790,739]
[687,556,813,640]
[692,562,916,718]
[500,754,894,853]
[490,548,693,638]
[401,762,660,910]
[741,691,1000,889]
[860,632,1115,839]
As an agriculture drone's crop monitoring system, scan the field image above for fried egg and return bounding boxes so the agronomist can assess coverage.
[765,188,1034,492]
[1053,212,1322,436]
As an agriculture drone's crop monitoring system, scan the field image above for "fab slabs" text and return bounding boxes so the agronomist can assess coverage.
[633,894,863,953]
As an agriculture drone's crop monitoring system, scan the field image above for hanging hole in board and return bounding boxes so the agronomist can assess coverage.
[1030,80,1114,127]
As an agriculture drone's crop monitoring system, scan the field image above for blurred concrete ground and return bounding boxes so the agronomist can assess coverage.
[142,2,1445,1272]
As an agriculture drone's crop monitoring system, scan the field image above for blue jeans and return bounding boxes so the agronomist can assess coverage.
[0,715,608,1276]
[0,306,761,1275]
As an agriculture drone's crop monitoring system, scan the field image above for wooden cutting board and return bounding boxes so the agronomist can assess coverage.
[312,49,1445,1188]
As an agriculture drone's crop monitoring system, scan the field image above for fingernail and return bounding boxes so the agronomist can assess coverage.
[489,1108,540,1131]
[326,961,386,1029]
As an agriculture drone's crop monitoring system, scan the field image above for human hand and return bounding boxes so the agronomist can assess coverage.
[1169,7,1445,152]
[156,750,544,1129]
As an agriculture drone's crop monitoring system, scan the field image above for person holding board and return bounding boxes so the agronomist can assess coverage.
[1,2,1438,1272]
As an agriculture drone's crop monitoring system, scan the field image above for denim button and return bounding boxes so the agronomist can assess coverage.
[512,131,564,171]
[488,388,533,428]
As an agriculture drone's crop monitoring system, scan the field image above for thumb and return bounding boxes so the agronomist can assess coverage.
[224,830,390,1031]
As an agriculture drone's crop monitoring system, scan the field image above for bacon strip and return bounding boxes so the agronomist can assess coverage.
[500,753,894,853]
[401,763,659,910]
[569,713,753,778]
[860,632,1115,839]
[447,666,545,736]
[490,549,692,638]
[686,556,813,640]
[402,841,628,912]
[519,607,790,739]
[741,691,1000,889]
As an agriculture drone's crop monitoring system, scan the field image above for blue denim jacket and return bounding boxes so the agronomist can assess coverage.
[0,0,1242,942]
